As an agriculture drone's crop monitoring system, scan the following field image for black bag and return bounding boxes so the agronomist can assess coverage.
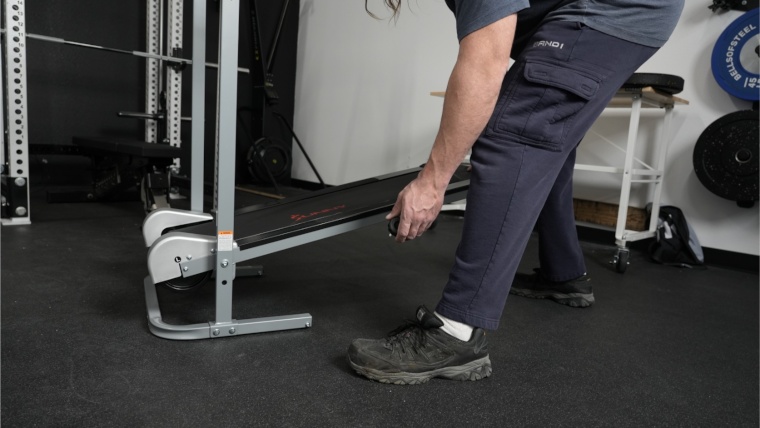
[649,205,705,268]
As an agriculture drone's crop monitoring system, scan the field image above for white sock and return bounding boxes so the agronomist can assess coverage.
[435,311,474,342]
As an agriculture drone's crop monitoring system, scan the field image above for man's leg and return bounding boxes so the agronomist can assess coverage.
[348,21,658,384]
[507,145,595,308]
[536,147,586,281]
[436,21,658,330]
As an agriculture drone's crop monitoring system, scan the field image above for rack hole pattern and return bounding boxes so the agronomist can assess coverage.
[6,0,29,178]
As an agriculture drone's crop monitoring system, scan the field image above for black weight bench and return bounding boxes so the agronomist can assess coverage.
[46,137,180,207]
[72,137,181,159]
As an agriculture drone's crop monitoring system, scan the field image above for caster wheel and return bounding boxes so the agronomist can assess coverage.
[388,218,400,236]
[387,218,439,237]
[614,249,630,273]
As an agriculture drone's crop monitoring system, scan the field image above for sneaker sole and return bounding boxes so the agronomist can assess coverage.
[510,288,595,308]
[348,356,492,385]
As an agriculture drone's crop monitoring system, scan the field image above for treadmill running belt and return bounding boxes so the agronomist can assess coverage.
[179,166,470,251]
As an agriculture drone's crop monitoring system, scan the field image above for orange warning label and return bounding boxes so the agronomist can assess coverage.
[218,230,233,252]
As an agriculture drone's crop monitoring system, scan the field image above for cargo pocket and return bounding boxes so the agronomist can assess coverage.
[486,58,601,152]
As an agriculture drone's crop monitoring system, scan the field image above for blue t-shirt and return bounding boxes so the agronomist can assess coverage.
[444,0,684,51]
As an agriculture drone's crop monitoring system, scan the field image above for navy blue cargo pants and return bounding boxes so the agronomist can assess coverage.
[436,20,658,330]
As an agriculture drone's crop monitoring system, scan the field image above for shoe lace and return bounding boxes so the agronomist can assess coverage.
[383,319,428,356]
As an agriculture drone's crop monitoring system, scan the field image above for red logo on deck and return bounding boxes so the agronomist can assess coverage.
[290,205,346,222]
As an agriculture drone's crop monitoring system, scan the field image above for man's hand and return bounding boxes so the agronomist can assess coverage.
[385,176,444,243]
[386,13,515,243]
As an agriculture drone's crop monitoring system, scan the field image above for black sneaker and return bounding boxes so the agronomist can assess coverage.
[509,268,594,308]
[347,306,492,385]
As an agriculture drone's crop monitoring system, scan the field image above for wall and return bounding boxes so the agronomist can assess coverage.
[293,0,457,185]
[293,0,759,256]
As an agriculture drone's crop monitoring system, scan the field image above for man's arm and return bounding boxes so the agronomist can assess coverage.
[387,14,516,242]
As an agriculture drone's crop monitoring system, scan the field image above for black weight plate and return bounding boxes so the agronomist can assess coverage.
[709,0,760,12]
[246,139,291,183]
[693,110,759,202]
[621,73,685,95]
[261,144,290,178]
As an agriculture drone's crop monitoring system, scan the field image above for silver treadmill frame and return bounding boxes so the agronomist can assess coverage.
[142,0,314,340]
[142,0,469,340]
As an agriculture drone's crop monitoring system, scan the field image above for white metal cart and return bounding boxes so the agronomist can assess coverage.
[575,86,689,272]
[432,84,689,273]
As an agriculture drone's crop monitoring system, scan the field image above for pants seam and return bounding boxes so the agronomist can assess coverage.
[464,144,528,315]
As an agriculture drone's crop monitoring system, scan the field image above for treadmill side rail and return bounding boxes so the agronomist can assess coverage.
[235,181,468,262]
[143,208,213,247]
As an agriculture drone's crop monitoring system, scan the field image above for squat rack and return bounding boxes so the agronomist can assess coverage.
[0,0,198,225]
[1,0,31,225]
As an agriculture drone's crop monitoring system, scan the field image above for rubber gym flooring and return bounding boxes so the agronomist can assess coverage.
[1,186,758,427]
